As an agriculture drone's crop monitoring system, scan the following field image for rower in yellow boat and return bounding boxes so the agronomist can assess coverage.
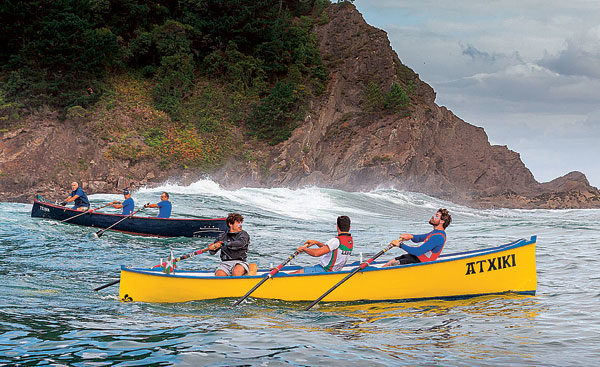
[291,215,354,274]
[384,208,451,266]
[208,213,250,276]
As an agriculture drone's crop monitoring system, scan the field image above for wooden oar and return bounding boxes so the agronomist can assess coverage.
[304,243,396,311]
[59,203,112,223]
[151,247,211,269]
[232,249,302,307]
[95,208,143,238]
[93,246,212,291]
[93,278,120,292]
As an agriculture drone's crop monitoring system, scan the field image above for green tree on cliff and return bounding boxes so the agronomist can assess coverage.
[364,81,384,113]
[384,82,411,113]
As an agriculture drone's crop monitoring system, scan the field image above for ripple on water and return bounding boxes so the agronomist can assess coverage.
[1,195,600,365]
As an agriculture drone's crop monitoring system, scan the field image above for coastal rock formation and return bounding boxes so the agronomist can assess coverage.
[216,3,600,209]
[0,110,175,203]
[1,3,599,209]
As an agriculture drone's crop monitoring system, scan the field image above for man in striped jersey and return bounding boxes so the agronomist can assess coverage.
[292,216,354,274]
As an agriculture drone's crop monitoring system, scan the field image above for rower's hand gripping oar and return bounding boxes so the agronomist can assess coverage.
[95,207,144,238]
[93,246,212,291]
[59,202,113,223]
[232,249,302,307]
[304,242,397,311]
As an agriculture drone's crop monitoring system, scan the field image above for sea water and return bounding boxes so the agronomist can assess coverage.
[1,179,599,366]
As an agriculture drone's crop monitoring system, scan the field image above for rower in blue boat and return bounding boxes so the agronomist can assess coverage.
[110,189,135,215]
[143,192,172,218]
[60,181,90,211]
[291,215,354,274]
[207,213,250,276]
[384,208,451,266]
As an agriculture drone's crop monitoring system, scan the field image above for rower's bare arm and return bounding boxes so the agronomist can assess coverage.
[305,245,330,257]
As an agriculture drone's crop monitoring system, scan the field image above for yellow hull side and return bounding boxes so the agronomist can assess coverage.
[119,240,536,303]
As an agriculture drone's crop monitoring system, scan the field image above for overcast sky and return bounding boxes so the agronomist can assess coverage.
[354,0,600,188]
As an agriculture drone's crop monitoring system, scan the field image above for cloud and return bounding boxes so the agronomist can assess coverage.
[439,62,600,107]
[353,0,600,186]
[460,44,500,62]
[539,26,600,79]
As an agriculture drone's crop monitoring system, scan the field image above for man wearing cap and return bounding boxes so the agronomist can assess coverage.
[110,189,135,215]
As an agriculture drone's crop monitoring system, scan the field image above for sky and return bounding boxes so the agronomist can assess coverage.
[354,0,600,188]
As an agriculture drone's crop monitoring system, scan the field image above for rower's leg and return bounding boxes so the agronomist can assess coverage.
[383,259,400,267]
[215,269,229,276]
[232,264,247,276]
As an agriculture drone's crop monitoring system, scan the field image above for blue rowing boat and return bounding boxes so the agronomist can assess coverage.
[31,197,226,238]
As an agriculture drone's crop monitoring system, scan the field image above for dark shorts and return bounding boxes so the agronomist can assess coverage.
[394,254,421,264]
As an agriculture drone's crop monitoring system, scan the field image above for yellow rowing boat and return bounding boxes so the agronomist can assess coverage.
[118,236,537,303]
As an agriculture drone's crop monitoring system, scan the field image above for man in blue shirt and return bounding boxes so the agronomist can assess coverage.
[384,208,452,266]
[144,192,172,218]
[61,182,90,211]
[110,189,135,215]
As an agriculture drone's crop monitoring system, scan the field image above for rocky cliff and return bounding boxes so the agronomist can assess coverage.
[1,3,599,209]
[214,4,600,209]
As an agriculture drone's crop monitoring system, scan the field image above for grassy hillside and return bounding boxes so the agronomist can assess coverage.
[0,0,337,170]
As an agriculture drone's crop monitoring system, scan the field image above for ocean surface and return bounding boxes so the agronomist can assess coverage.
[1,179,599,366]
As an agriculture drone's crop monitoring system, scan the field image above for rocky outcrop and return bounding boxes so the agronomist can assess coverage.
[215,3,600,208]
[1,3,599,209]
[0,110,178,202]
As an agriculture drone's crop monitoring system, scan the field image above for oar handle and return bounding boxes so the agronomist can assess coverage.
[304,243,396,311]
[60,203,111,223]
[94,247,210,292]
[232,250,302,307]
[267,250,302,277]
[152,248,210,269]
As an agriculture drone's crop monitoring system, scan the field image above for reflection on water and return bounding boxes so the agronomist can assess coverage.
[217,294,542,344]
[214,294,545,364]
[315,295,541,364]
[297,294,541,329]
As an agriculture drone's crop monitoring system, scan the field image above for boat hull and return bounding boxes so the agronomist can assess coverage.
[118,236,537,303]
[31,199,226,238]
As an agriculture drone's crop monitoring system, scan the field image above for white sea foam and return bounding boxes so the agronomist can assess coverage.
[91,178,600,224]
[131,178,468,221]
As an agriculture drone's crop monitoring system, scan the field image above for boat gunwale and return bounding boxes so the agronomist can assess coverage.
[33,199,226,222]
[121,235,537,280]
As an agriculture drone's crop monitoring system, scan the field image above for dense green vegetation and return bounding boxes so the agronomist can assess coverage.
[0,0,333,164]
[363,81,415,115]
